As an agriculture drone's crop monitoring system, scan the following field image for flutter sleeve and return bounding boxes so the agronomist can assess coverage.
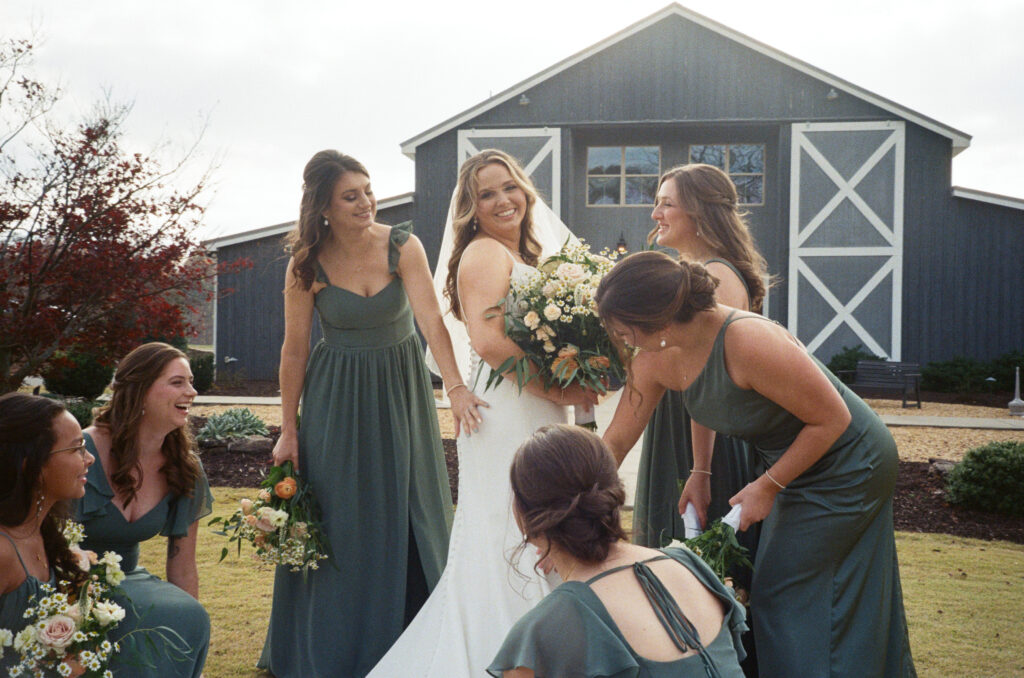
[487,586,639,678]
[387,221,413,274]
[161,456,215,538]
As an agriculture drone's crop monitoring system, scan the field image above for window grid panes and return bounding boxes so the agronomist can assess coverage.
[587,146,660,206]
[688,143,765,205]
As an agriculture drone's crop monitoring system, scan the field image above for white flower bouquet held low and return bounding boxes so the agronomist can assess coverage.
[483,240,627,430]
[0,522,127,678]
[209,461,331,573]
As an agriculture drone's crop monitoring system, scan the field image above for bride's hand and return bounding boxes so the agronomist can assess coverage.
[448,387,488,438]
[272,431,300,471]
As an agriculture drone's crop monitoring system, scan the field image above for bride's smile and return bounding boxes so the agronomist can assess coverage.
[474,163,526,242]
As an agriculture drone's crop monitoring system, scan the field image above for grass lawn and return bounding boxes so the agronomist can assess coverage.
[137,488,1024,677]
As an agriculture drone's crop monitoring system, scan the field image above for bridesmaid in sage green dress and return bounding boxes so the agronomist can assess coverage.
[79,342,212,678]
[1,394,94,675]
[489,424,746,678]
[599,253,915,677]
[259,150,487,677]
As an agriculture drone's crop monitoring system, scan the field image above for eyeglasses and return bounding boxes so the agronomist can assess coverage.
[51,441,89,459]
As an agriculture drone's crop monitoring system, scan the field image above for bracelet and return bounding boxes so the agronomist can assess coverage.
[764,469,786,490]
[445,383,468,397]
[689,468,712,476]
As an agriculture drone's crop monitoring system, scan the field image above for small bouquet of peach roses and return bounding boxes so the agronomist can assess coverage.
[0,521,126,678]
[209,462,330,573]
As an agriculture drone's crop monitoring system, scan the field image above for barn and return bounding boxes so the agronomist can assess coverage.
[210,3,1022,383]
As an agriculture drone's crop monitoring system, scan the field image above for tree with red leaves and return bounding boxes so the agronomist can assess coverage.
[0,38,250,393]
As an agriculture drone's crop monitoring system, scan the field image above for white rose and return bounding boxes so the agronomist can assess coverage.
[543,341,556,353]
[37,614,77,650]
[555,263,586,284]
[543,304,561,322]
[523,310,540,330]
[541,281,559,298]
[92,601,126,627]
[0,628,13,647]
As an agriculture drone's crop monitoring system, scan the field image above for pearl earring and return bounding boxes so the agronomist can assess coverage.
[323,217,329,227]
[34,492,45,518]
[471,217,478,231]
[660,338,667,348]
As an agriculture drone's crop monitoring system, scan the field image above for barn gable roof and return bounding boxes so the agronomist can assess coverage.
[400,3,970,158]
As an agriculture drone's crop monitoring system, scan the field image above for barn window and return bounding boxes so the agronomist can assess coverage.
[688,143,765,205]
[587,146,660,206]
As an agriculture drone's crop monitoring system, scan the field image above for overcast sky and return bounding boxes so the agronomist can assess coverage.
[4,0,1022,241]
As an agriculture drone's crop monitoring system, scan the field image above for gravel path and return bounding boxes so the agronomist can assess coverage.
[191,395,1024,465]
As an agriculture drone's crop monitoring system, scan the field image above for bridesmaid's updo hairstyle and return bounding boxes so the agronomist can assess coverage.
[92,342,201,507]
[510,425,628,567]
[595,250,718,336]
[0,393,89,591]
[648,164,771,313]
[444,149,543,321]
[288,150,371,291]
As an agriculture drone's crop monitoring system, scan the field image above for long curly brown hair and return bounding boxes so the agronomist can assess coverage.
[286,150,371,291]
[443,149,543,320]
[648,163,772,313]
[91,342,200,507]
[0,393,89,591]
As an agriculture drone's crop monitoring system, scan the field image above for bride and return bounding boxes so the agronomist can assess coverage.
[368,149,598,677]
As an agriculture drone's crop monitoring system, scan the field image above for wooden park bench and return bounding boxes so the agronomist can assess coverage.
[839,360,922,408]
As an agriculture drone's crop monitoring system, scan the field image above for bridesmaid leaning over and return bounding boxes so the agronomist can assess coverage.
[598,252,916,677]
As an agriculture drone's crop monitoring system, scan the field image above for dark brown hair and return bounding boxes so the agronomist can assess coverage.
[0,393,89,591]
[510,424,628,566]
[91,342,200,506]
[286,150,371,291]
[649,163,771,313]
[444,149,543,320]
[595,250,718,336]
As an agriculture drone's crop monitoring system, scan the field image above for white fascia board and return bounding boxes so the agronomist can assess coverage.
[203,193,415,251]
[400,3,970,159]
[952,187,1024,212]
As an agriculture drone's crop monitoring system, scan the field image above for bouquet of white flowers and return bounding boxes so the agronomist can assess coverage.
[0,522,126,678]
[485,240,626,429]
[209,461,330,573]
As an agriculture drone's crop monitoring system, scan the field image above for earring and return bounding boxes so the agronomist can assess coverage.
[141,407,146,416]
[471,217,478,231]
[34,492,45,518]
[323,217,329,227]
[660,338,667,348]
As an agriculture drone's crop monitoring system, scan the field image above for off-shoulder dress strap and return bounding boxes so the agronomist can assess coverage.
[0,531,30,576]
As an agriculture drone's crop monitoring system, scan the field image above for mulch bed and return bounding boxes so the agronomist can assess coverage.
[199,441,1024,545]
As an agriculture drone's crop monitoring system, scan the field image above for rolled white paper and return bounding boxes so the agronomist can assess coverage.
[573,404,596,426]
[722,504,743,532]
[681,502,702,539]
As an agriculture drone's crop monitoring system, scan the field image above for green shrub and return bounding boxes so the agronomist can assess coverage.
[42,350,115,400]
[63,399,101,428]
[986,350,1024,392]
[188,350,214,393]
[945,441,1024,517]
[198,408,268,442]
[921,356,990,393]
[826,344,883,382]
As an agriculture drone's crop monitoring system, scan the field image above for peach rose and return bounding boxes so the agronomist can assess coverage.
[38,614,77,650]
[275,477,298,500]
[587,356,611,369]
[240,498,254,515]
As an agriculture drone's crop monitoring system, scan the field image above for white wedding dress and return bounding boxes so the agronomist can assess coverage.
[368,259,570,677]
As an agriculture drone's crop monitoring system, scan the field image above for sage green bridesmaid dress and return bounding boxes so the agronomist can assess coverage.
[681,312,916,677]
[258,223,454,678]
[488,547,747,678]
[76,434,213,678]
[0,533,54,674]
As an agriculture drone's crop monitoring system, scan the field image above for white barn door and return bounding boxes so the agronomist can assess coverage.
[457,128,562,216]
[788,121,905,361]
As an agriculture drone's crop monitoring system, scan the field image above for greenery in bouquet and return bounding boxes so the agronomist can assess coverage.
[483,240,627,423]
[0,521,126,678]
[209,461,331,573]
[681,519,753,586]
